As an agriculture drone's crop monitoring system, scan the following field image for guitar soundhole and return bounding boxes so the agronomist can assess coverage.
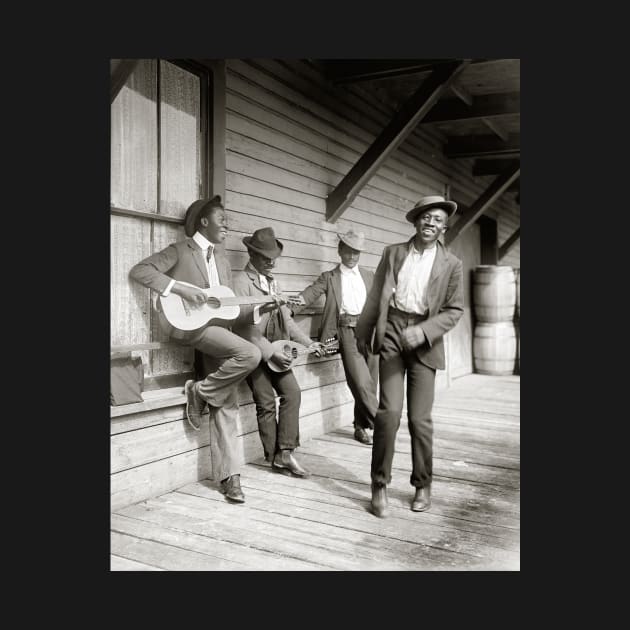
[291,348,298,359]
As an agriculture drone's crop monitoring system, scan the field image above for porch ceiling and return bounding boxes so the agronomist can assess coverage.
[313,58,520,204]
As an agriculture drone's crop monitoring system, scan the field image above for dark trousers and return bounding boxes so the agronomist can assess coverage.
[371,308,436,489]
[337,325,378,430]
[246,363,301,460]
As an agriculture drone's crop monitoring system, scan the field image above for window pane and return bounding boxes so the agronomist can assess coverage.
[160,61,202,218]
[111,59,158,212]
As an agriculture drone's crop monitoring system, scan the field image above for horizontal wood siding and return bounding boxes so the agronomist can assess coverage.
[111,354,352,510]
[224,58,519,381]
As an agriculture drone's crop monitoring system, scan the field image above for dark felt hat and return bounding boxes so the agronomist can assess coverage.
[242,227,284,259]
[405,195,458,224]
[184,195,223,237]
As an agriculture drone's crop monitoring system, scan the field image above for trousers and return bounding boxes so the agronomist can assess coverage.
[181,324,261,481]
[246,363,301,461]
[371,307,436,488]
[337,325,378,430]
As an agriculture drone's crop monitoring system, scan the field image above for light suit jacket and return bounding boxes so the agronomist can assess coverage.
[129,237,249,341]
[232,264,313,362]
[356,238,464,370]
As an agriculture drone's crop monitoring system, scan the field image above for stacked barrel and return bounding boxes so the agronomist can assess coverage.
[472,265,518,375]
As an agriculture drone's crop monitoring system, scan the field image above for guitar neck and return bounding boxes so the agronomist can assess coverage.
[218,295,278,306]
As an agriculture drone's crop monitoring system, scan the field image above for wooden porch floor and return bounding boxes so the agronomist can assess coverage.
[110,373,520,571]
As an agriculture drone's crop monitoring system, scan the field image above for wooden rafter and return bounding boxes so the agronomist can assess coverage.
[473,159,520,176]
[322,59,452,84]
[446,163,520,245]
[325,60,471,223]
[498,228,521,260]
[445,133,520,158]
[111,59,139,104]
[423,91,519,124]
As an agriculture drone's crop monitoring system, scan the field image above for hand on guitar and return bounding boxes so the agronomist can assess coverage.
[271,349,294,370]
[172,282,207,306]
[308,342,325,358]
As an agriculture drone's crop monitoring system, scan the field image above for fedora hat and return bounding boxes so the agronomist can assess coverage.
[184,195,223,237]
[405,195,457,224]
[242,227,284,259]
[338,228,366,252]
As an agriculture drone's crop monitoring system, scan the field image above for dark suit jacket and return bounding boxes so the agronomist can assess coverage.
[299,264,374,343]
[129,238,244,340]
[232,264,313,362]
[356,238,464,370]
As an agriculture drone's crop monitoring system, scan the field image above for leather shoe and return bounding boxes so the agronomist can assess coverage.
[220,474,245,503]
[354,426,372,445]
[371,482,389,518]
[184,380,206,431]
[272,450,310,477]
[411,486,431,512]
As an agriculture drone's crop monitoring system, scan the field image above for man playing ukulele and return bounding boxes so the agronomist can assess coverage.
[232,227,323,477]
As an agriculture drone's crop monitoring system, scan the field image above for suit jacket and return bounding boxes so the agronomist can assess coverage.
[232,264,314,362]
[129,237,246,341]
[356,238,464,370]
[299,264,374,343]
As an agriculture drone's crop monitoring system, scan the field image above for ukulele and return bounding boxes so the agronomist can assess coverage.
[267,337,340,372]
[159,281,286,331]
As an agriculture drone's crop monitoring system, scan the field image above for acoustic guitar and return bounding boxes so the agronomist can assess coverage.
[267,337,339,372]
[159,281,285,331]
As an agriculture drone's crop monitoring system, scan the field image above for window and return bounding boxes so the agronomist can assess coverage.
[110,59,224,389]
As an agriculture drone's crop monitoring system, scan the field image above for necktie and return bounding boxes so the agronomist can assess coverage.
[206,246,213,263]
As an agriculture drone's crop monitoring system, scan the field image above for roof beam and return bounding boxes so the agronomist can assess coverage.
[322,59,453,84]
[445,133,520,158]
[326,60,471,223]
[498,228,521,260]
[473,158,520,176]
[111,59,139,104]
[423,91,520,124]
[449,80,473,105]
[446,163,520,245]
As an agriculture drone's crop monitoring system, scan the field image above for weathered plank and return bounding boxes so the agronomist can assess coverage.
[110,529,248,571]
[110,554,165,571]
[112,512,324,571]
[178,481,519,566]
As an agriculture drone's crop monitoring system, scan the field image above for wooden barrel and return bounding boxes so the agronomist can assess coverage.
[473,321,517,376]
[473,265,516,323]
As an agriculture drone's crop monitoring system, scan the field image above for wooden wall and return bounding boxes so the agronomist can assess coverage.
[222,58,520,383]
[111,354,352,510]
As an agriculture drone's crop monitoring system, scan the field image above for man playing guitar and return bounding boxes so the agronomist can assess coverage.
[232,227,323,478]
[129,195,261,503]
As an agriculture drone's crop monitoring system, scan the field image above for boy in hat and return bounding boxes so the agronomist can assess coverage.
[291,228,379,445]
[232,227,324,477]
[129,196,262,503]
[356,195,464,517]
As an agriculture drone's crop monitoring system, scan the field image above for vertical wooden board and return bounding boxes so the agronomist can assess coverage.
[446,224,480,379]
[111,215,152,371]
[111,59,158,212]
[151,222,194,376]
[160,61,202,218]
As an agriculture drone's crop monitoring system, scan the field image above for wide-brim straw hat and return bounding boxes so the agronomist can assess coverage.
[405,195,458,224]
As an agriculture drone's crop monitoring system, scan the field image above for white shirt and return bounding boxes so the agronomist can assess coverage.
[390,242,437,314]
[162,231,220,296]
[339,264,367,315]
